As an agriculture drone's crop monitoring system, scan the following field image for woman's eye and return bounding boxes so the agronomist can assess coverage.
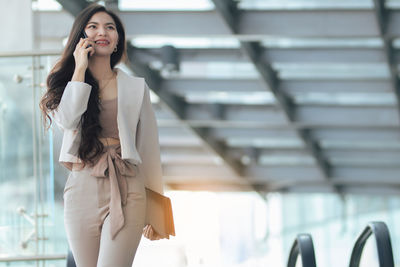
[88,25,96,29]
[108,26,115,30]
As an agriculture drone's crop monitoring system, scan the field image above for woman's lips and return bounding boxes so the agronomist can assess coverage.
[95,41,110,46]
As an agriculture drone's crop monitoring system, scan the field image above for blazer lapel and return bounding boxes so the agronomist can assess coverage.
[116,67,145,161]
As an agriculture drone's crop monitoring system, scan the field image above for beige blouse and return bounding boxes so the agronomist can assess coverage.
[99,97,119,139]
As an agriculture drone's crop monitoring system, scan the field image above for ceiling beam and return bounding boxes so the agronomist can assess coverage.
[373,0,400,123]
[211,0,336,191]
[55,0,89,16]
[104,0,119,11]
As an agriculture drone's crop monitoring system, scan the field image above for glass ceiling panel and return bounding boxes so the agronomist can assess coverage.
[131,36,385,50]
[157,62,259,79]
[391,38,400,49]
[32,0,62,10]
[119,0,214,10]
[386,0,400,9]
[258,155,315,165]
[226,138,304,148]
[320,140,400,150]
[273,63,389,80]
[131,36,383,50]
[292,92,397,106]
[184,91,276,105]
[238,0,373,10]
[159,136,203,147]
[162,154,221,164]
[130,37,240,49]
[330,157,400,166]
[261,37,382,49]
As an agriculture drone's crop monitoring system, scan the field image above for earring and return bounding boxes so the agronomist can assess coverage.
[114,46,118,52]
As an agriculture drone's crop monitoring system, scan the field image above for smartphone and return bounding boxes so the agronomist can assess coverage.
[81,30,92,57]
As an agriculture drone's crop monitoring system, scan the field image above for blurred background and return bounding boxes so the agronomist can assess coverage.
[1,0,400,266]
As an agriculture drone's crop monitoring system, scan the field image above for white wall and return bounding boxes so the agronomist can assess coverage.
[0,0,33,52]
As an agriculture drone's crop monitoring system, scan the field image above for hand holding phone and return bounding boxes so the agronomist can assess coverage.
[82,31,92,47]
[82,30,92,58]
[73,30,94,70]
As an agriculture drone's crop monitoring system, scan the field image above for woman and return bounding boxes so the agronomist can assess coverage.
[39,4,170,266]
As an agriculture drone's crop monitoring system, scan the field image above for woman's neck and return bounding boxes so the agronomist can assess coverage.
[88,56,115,81]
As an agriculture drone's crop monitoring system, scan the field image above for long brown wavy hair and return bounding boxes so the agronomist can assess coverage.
[39,4,127,166]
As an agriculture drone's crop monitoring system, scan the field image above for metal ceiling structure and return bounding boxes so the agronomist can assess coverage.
[39,0,400,194]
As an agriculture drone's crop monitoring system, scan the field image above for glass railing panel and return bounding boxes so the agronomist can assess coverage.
[0,54,67,266]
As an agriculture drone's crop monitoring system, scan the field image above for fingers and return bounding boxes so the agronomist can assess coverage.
[83,39,95,47]
[149,225,161,240]
[143,225,150,237]
[148,226,155,239]
[83,39,95,56]
[87,46,95,56]
[75,38,83,50]
[75,38,95,56]
[143,224,163,240]
[77,38,85,46]
[75,38,93,49]
[143,225,162,240]
[81,39,94,50]
[73,38,93,70]
[149,226,155,239]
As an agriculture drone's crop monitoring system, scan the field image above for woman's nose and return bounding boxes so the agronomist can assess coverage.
[97,27,107,36]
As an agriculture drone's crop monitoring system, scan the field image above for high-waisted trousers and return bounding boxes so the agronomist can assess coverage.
[63,144,146,267]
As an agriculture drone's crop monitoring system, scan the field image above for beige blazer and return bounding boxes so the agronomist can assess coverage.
[51,67,164,195]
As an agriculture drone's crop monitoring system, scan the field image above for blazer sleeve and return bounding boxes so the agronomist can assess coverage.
[136,82,164,195]
[50,81,92,130]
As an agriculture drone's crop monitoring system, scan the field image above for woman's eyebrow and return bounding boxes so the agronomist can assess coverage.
[87,21,116,26]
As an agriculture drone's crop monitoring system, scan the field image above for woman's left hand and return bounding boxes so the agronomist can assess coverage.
[143,224,163,240]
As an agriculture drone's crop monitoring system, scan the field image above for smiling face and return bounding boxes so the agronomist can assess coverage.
[84,11,119,57]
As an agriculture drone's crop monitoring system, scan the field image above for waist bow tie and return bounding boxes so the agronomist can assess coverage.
[90,144,137,240]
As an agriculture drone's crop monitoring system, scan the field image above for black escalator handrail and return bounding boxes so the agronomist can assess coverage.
[287,234,317,267]
[349,221,394,267]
